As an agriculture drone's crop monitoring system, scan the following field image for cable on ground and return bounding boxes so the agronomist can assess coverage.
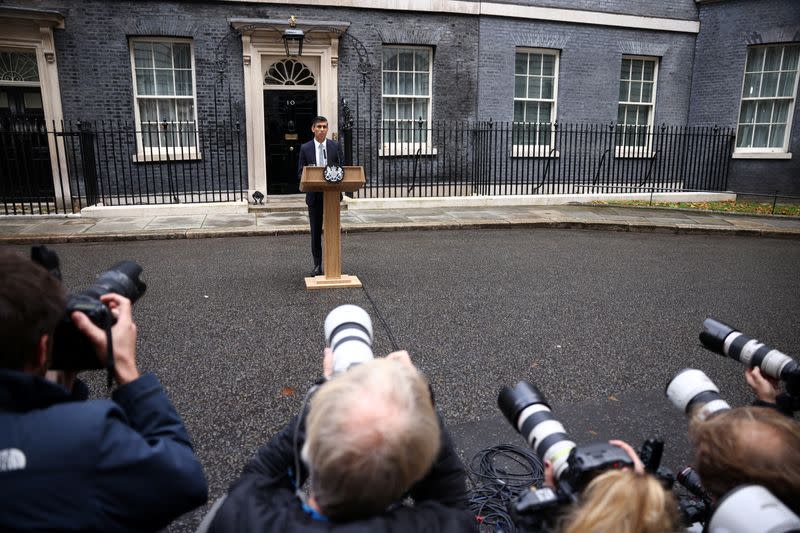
[467,444,545,533]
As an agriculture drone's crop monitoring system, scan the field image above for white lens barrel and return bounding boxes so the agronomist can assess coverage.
[696,399,731,421]
[331,340,373,374]
[723,333,793,379]
[324,305,374,374]
[666,369,719,411]
[545,440,577,480]
[709,485,800,533]
[324,304,374,343]
[761,349,793,378]
[518,403,575,479]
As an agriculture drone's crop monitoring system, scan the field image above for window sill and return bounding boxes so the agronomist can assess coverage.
[511,146,560,158]
[615,149,655,159]
[732,151,791,160]
[133,152,202,163]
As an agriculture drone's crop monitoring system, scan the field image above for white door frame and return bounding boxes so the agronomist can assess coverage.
[0,8,68,209]
[233,19,350,199]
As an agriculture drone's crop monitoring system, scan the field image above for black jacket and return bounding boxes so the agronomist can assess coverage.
[297,138,341,207]
[208,409,476,532]
[0,370,208,532]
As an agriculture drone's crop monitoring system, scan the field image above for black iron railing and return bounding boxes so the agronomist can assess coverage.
[0,119,245,215]
[342,121,735,198]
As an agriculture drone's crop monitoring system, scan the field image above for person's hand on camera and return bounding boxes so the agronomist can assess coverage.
[386,349,414,369]
[608,439,645,474]
[322,347,334,379]
[71,293,139,385]
[745,367,780,404]
[322,348,416,379]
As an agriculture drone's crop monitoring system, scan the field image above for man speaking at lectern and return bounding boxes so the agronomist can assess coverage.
[297,116,341,277]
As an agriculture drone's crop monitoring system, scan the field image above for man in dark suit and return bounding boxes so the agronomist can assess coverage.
[297,116,340,277]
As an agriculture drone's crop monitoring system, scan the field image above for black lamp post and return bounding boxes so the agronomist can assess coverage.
[282,16,304,57]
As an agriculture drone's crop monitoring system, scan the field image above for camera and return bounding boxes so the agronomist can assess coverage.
[665,368,731,421]
[498,381,635,530]
[324,304,373,375]
[700,318,800,397]
[31,245,146,371]
[675,467,712,526]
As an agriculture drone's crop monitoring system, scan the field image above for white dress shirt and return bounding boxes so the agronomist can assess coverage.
[315,140,327,166]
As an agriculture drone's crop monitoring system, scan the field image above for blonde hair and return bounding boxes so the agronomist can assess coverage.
[303,358,441,520]
[560,469,679,533]
[689,406,800,514]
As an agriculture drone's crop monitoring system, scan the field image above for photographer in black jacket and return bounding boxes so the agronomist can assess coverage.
[203,349,476,532]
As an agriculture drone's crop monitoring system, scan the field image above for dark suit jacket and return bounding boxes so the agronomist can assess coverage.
[297,139,341,207]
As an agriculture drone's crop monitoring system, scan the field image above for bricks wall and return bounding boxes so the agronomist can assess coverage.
[689,0,800,195]
[488,0,697,20]
[6,0,481,126]
[5,0,795,194]
[476,17,696,125]
[12,0,258,125]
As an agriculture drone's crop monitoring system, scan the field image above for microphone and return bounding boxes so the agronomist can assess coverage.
[322,146,327,165]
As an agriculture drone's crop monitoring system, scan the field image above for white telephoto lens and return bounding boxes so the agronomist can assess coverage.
[666,369,719,412]
[324,305,374,374]
[709,485,800,533]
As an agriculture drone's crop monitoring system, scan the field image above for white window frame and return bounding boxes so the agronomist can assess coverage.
[380,45,434,156]
[512,47,559,158]
[615,55,658,158]
[734,44,799,158]
[129,37,200,162]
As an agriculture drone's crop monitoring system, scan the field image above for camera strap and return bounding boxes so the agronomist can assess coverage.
[102,312,115,389]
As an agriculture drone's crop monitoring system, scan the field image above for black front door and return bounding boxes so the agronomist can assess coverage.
[0,87,54,200]
[264,90,317,195]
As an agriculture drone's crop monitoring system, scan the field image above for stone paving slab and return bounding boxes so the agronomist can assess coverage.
[85,217,154,233]
[145,215,206,230]
[19,220,93,234]
[760,218,800,229]
[0,223,40,235]
[201,214,257,229]
[255,215,307,227]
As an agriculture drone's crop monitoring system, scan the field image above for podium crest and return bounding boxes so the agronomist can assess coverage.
[324,164,344,183]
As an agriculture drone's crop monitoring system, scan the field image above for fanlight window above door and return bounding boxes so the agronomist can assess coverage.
[0,51,39,83]
[264,59,316,86]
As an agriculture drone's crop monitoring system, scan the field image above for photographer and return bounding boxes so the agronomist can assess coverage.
[0,249,208,531]
[204,349,476,532]
[559,469,680,533]
[688,405,800,515]
[540,439,679,533]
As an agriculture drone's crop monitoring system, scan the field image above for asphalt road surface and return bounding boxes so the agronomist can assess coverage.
[10,227,799,531]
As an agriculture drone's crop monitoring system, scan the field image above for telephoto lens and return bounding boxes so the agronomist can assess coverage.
[677,467,711,502]
[708,485,800,533]
[700,318,800,384]
[665,369,731,421]
[498,381,576,480]
[50,260,147,371]
[324,304,374,375]
[81,261,147,302]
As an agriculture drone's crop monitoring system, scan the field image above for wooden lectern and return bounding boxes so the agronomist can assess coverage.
[299,166,365,289]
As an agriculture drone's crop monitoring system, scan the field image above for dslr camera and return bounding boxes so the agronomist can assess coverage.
[498,381,637,531]
[31,245,146,371]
